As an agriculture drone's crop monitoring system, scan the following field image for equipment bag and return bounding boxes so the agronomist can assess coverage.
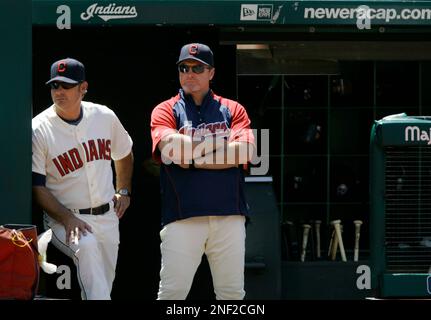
[0,224,40,300]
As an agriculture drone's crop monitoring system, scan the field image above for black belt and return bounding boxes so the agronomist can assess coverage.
[78,203,110,215]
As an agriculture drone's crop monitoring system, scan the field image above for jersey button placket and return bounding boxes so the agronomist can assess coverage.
[76,128,94,208]
[87,164,96,207]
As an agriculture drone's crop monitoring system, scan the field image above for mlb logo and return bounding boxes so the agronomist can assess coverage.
[240,4,258,20]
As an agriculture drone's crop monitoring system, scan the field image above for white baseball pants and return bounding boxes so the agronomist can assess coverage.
[157,215,246,300]
[43,204,119,300]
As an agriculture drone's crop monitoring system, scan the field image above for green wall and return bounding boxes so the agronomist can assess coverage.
[0,0,32,224]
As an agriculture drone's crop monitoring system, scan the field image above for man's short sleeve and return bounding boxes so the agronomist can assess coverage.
[227,100,255,146]
[32,127,47,176]
[150,99,178,162]
[111,113,133,161]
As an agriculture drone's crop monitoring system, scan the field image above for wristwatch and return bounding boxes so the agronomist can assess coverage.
[116,188,131,197]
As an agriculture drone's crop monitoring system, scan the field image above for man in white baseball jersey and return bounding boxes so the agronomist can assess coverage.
[32,58,133,300]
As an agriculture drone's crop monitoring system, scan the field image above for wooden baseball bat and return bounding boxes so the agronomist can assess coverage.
[300,224,311,262]
[314,220,321,258]
[328,228,335,257]
[334,223,347,262]
[331,220,347,262]
[353,220,363,262]
[332,224,345,260]
[330,220,340,260]
[330,228,339,260]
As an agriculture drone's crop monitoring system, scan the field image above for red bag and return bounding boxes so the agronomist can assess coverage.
[0,224,40,300]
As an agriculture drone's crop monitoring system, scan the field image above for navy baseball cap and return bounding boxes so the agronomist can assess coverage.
[46,58,85,85]
[177,43,214,67]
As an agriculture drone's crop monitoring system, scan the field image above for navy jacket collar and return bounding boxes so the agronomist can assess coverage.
[179,89,213,108]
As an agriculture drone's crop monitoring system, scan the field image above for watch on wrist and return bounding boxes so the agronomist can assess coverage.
[116,188,131,197]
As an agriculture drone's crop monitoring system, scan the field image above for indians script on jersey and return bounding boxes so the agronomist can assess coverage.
[178,120,230,140]
[52,138,111,177]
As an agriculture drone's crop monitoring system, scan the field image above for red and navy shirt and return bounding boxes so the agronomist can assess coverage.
[151,89,255,226]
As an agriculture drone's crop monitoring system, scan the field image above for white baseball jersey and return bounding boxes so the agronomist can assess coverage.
[32,101,133,210]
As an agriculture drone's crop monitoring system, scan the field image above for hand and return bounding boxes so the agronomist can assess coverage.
[113,193,130,219]
[64,215,93,246]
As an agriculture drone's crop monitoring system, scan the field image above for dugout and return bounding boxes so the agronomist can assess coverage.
[2,0,431,300]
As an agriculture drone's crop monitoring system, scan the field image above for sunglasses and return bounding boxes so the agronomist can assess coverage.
[50,82,80,90]
[178,64,210,74]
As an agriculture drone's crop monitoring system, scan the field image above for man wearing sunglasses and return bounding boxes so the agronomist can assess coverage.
[151,43,255,300]
[32,58,133,299]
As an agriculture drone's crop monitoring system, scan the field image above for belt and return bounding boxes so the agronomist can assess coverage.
[78,203,110,215]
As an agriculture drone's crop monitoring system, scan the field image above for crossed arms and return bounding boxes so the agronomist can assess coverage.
[157,133,255,170]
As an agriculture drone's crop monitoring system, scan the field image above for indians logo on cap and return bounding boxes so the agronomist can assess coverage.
[57,61,67,73]
[188,44,199,55]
